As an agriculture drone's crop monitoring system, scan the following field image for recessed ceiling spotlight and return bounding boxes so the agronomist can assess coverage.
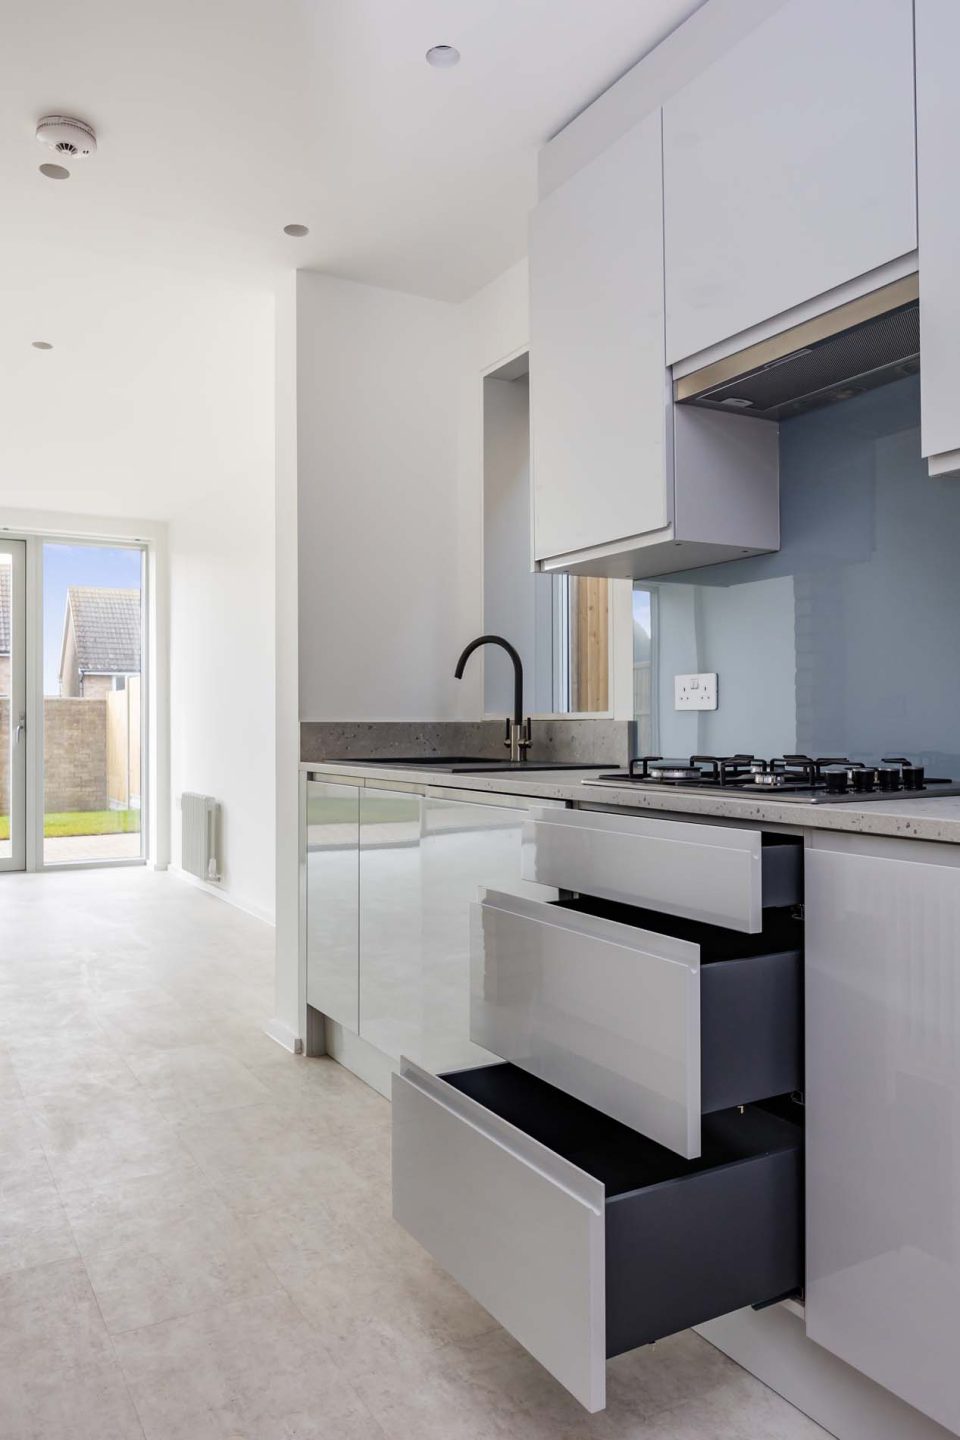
[426,44,460,67]
[39,162,70,180]
[283,223,309,237]
[32,341,53,350]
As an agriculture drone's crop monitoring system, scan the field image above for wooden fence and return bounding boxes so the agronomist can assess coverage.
[106,675,141,810]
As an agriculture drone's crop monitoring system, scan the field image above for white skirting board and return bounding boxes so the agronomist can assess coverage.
[173,866,275,925]
[263,1017,302,1054]
[697,1307,958,1440]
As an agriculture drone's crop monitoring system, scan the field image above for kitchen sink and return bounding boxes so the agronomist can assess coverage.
[351,756,493,767]
[353,757,611,773]
[450,761,612,773]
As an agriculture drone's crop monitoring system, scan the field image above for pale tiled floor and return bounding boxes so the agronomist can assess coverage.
[0,868,833,1440]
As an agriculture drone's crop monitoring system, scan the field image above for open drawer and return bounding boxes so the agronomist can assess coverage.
[521,806,802,933]
[393,1058,802,1413]
[470,889,801,1157]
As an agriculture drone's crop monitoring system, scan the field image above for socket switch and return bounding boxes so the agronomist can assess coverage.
[674,672,718,711]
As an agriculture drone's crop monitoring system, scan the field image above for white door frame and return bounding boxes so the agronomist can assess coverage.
[0,509,169,876]
[29,536,150,872]
[0,540,26,871]
[0,532,151,874]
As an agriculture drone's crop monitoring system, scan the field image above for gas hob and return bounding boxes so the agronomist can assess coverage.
[582,754,960,804]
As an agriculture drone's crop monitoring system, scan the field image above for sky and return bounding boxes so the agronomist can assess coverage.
[43,543,142,695]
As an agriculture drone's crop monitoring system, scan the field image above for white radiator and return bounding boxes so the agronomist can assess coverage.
[181,792,221,882]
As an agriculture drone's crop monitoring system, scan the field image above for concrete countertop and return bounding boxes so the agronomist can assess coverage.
[300,760,960,845]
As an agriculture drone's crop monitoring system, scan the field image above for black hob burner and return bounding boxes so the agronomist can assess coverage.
[584,754,960,804]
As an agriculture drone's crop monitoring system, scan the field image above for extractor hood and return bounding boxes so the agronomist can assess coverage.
[674,274,919,422]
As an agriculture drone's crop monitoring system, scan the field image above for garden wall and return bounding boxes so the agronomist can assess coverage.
[44,699,107,812]
[0,697,109,815]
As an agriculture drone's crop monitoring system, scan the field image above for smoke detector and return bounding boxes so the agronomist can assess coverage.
[35,115,97,159]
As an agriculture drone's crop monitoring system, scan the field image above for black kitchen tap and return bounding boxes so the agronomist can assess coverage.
[454,635,532,762]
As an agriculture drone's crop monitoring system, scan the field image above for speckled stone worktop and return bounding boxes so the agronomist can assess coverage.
[301,760,960,845]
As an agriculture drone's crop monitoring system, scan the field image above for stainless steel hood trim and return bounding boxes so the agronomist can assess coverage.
[673,273,919,404]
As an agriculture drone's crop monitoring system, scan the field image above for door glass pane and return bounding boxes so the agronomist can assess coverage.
[0,555,11,861]
[43,543,144,865]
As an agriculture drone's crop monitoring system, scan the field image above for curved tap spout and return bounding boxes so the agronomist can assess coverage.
[454,634,524,726]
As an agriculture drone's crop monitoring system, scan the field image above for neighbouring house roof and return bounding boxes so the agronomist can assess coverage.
[0,566,9,656]
[63,586,141,678]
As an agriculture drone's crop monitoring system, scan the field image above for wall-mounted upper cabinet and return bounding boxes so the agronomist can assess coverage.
[915,0,960,477]
[530,111,668,565]
[662,0,917,367]
[530,110,780,580]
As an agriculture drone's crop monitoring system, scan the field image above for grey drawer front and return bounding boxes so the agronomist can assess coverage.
[470,891,702,1157]
[392,1060,803,1415]
[471,892,802,1157]
[392,1058,606,1412]
[522,807,800,933]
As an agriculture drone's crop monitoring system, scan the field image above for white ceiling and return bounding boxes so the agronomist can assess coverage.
[0,0,703,518]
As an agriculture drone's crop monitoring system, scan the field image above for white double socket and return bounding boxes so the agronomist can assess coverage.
[674,672,718,711]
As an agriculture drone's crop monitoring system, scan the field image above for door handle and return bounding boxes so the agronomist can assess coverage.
[14,714,25,745]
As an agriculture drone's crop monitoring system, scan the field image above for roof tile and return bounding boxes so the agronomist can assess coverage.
[67,586,141,675]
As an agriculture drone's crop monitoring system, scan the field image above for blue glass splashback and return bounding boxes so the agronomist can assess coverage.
[656,375,960,773]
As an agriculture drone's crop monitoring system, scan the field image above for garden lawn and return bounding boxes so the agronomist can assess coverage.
[0,810,140,840]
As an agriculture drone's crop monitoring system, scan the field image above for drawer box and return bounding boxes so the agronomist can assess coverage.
[393,1058,802,1413]
[470,890,802,1158]
[522,806,802,933]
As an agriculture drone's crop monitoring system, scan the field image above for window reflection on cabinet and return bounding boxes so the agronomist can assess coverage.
[305,780,359,1032]
[420,796,555,1073]
[358,787,423,1062]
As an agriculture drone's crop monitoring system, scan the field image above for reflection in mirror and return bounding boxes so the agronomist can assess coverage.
[483,358,609,716]
[633,586,654,755]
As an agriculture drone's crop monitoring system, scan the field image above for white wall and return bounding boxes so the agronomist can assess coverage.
[454,261,532,718]
[167,290,276,921]
[169,504,275,921]
[294,262,532,724]
[296,272,462,720]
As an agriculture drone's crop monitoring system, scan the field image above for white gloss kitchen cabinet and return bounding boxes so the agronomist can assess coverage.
[915,0,960,477]
[358,786,554,1069]
[358,786,424,1062]
[530,109,779,579]
[417,792,557,1072]
[530,112,667,565]
[806,832,960,1436]
[305,779,360,1031]
[662,0,917,367]
[304,778,557,1071]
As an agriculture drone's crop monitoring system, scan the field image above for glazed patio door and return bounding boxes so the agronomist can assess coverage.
[0,541,26,872]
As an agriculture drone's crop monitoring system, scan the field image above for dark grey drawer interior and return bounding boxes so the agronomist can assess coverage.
[558,896,803,1114]
[761,831,804,909]
[444,1063,803,1359]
